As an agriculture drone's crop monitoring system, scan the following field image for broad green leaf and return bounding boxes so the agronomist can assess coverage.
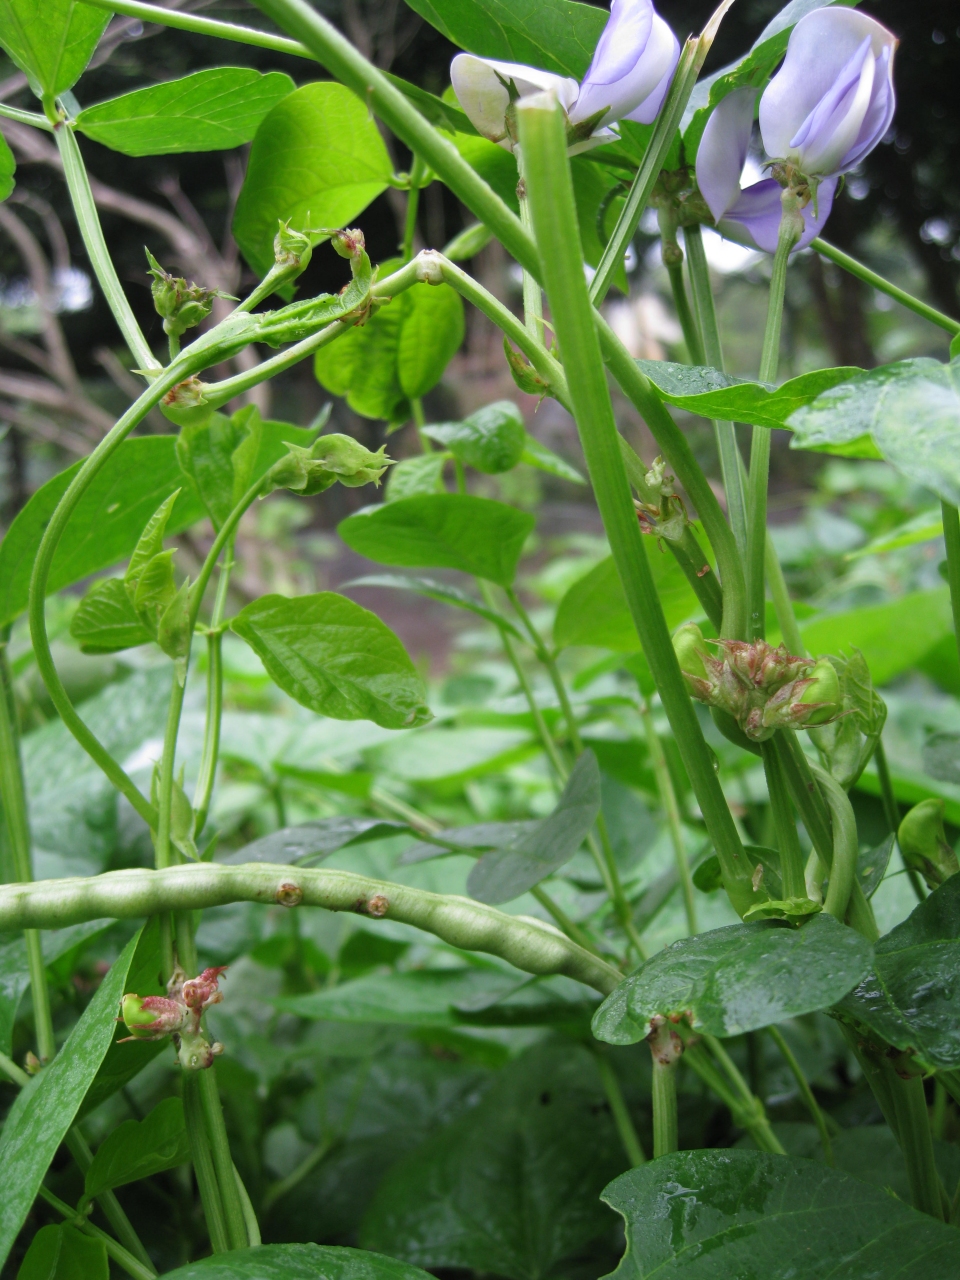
[233,82,393,280]
[69,578,152,654]
[637,360,859,430]
[84,1097,189,1199]
[396,282,465,400]
[845,508,943,560]
[75,68,294,155]
[0,928,142,1269]
[520,435,586,484]
[342,573,524,638]
[423,401,526,475]
[592,914,872,1044]
[221,817,410,866]
[468,749,601,903]
[0,133,15,202]
[231,592,432,730]
[0,438,205,626]
[361,1043,626,1279]
[789,357,960,503]
[603,1149,956,1279]
[385,453,448,502]
[0,921,109,1055]
[371,727,533,783]
[0,1,108,104]
[16,1224,108,1280]
[554,550,700,651]
[796,589,953,687]
[857,834,895,901]
[837,873,960,1070]
[403,0,606,78]
[337,495,535,586]
[161,1245,438,1280]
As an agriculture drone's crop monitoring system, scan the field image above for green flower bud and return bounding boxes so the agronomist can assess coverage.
[796,658,841,726]
[268,434,392,497]
[673,622,709,684]
[120,992,184,1040]
[274,220,314,274]
[145,249,233,339]
[898,799,959,890]
[329,227,365,261]
[177,1029,224,1071]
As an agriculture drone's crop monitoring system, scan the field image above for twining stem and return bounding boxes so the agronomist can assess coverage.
[594,1052,646,1167]
[37,1187,156,1280]
[0,645,54,1061]
[516,94,753,919]
[658,209,704,365]
[638,694,697,935]
[746,196,802,640]
[54,124,161,377]
[648,1024,680,1158]
[874,738,925,903]
[811,238,960,338]
[940,502,960,671]
[683,222,749,567]
[807,761,859,924]
[760,740,807,900]
[402,154,427,263]
[767,1025,833,1164]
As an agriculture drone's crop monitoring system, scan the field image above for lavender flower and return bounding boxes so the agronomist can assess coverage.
[695,8,896,252]
[451,0,679,155]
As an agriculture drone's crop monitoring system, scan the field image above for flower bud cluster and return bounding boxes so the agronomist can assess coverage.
[145,250,232,339]
[898,799,959,891]
[673,624,842,742]
[267,434,392,497]
[120,964,227,1071]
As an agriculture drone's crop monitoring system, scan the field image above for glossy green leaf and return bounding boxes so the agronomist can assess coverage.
[837,873,960,1070]
[384,453,448,502]
[342,574,525,638]
[603,1149,956,1279]
[403,0,606,78]
[84,1097,189,1199]
[857,834,895,901]
[796,589,953,687]
[160,1245,437,1280]
[592,914,872,1044]
[520,434,586,484]
[0,438,205,626]
[789,357,960,503]
[0,133,15,203]
[221,817,409,866]
[361,1043,625,1279]
[423,401,526,475]
[468,749,601,903]
[0,0,108,103]
[396,282,465,400]
[75,67,294,155]
[16,1224,108,1280]
[637,360,859,430]
[0,921,109,1055]
[231,592,432,729]
[554,550,700,651]
[338,495,535,586]
[0,928,142,1269]
[233,82,393,280]
[69,578,151,654]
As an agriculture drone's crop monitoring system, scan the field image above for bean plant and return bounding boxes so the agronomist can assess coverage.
[1,0,960,1276]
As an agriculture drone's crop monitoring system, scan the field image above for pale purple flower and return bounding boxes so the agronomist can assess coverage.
[450,0,679,154]
[695,8,896,253]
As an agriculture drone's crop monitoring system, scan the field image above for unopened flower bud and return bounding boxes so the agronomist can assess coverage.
[268,435,391,496]
[795,658,841,726]
[274,220,314,274]
[120,992,186,1041]
[181,966,228,1013]
[329,228,365,261]
[177,1030,222,1071]
[898,799,959,890]
[145,249,232,339]
[673,622,710,685]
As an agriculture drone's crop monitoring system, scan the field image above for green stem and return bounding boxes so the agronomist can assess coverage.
[234,1164,261,1246]
[760,740,807,900]
[649,1028,679,1159]
[402,155,427,262]
[639,695,697,936]
[940,502,960,670]
[670,528,724,629]
[262,1136,336,1215]
[194,541,234,834]
[594,1052,646,1166]
[767,1025,833,1164]
[0,101,54,129]
[811,238,960,337]
[892,1071,944,1219]
[667,260,704,364]
[0,861,622,993]
[37,1187,156,1280]
[65,1129,156,1272]
[0,645,55,1061]
[765,535,804,655]
[700,1032,785,1155]
[54,125,161,376]
[182,1070,229,1253]
[932,1079,948,1141]
[874,737,926,904]
[411,397,431,453]
[155,678,187,872]
[746,198,800,641]
[808,761,859,925]
[515,148,545,345]
[516,93,753,919]
[683,223,748,566]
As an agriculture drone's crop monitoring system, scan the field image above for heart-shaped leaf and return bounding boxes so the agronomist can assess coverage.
[84,1098,190,1199]
[423,401,526,475]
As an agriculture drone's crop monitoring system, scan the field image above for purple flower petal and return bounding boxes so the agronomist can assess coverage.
[695,85,757,224]
[571,1,679,127]
[718,175,838,253]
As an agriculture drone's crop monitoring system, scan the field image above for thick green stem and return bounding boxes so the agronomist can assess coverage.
[182,1070,229,1253]
[594,1053,646,1167]
[648,1023,680,1158]
[767,1025,833,1164]
[515,149,546,345]
[892,1072,944,1219]
[517,94,753,918]
[55,125,160,376]
[0,862,621,993]
[760,740,807,900]
[0,646,55,1062]
[670,528,724,630]
[811,239,960,337]
[765,535,804,655]
[683,223,748,566]
[746,198,800,640]
[639,695,697,935]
